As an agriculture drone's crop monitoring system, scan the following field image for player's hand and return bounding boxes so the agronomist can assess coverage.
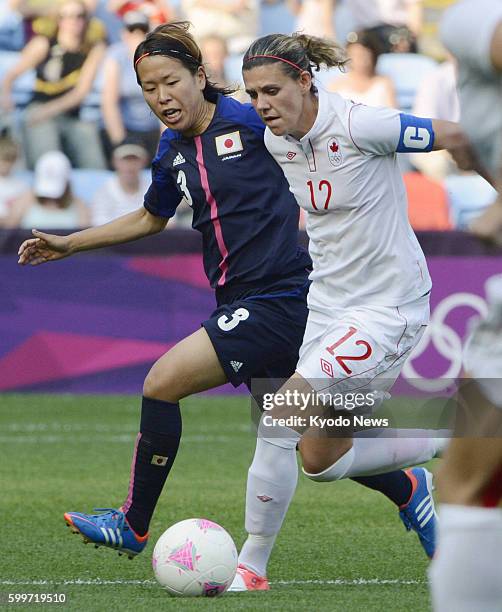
[18,230,73,266]
[469,198,502,247]
[448,140,480,172]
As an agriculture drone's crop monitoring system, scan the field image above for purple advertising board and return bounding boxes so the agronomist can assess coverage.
[397,257,501,395]
[1,251,500,394]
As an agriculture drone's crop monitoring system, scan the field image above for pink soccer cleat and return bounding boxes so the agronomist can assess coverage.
[227,564,270,592]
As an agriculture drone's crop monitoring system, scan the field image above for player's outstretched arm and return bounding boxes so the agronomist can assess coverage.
[431,119,475,161]
[432,119,495,185]
[18,207,168,266]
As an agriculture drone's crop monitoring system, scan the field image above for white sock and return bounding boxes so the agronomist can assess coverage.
[345,433,437,477]
[238,534,277,578]
[239,435,299,577]
[429,504,502,612]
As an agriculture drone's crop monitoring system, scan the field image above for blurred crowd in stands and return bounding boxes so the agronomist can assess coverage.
[0,0,498,230]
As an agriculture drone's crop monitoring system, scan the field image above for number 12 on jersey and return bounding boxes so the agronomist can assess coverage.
[307,180,333,211]
[325,326,373,375]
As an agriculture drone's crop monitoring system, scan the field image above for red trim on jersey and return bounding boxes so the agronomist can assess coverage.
[194,136,229,286]
[307,139,316,172]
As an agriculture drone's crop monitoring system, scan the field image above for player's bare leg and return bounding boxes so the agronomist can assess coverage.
[439,437,502,506]
[143,327,227,401]
[437,380,502,506]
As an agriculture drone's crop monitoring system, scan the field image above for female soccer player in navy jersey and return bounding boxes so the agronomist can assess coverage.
[18,22,441,590]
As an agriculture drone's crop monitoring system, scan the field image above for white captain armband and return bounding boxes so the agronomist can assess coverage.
[397,114,435,153]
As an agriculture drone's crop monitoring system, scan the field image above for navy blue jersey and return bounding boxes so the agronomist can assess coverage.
[144,94,311,292]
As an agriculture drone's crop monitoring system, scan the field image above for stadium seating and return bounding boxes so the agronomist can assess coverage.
[376,53,437,113]
[93,0,123,45]
[224,53,245,87]
[444,174,498,230]
[69,168,113,202]
[14,168,113,204]
[259,0,296,36]
[0,7,24,51]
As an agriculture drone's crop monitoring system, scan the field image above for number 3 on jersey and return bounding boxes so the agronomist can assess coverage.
[177,170,193,207]
[307,180,333,211]
[217,308,250,331]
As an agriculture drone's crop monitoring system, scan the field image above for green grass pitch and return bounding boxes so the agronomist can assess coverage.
[1,394,434,611]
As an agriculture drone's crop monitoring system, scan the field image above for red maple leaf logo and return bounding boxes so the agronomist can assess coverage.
[329,141,339,153]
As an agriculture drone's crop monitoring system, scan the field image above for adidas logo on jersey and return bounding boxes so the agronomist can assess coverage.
[173,152,186,167]
[230,360,243,372]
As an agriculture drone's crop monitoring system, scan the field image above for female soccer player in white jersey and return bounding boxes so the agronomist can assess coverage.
[428,2,502,610]
[241,32,469,549]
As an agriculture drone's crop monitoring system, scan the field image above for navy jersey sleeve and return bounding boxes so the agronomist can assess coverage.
[243,104,266,138]
[143,132,183,218]
[218,96,265,139]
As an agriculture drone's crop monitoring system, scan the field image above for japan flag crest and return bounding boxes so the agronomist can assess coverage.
[327,137,343,167]
[215,131,243,156]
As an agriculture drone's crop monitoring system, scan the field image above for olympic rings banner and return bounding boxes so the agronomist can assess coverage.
[0,250,500,394]
[400,257,500,394]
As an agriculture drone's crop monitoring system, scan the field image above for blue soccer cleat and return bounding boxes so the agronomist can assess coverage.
[399,467,437,559]
[64,508,148,559]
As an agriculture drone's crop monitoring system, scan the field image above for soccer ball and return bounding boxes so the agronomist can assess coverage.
[152,518,238,597]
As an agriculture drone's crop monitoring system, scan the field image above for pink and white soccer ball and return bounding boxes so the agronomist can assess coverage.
[152,518,238,597]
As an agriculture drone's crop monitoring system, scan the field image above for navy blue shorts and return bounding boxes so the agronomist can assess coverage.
[202,280,309,390]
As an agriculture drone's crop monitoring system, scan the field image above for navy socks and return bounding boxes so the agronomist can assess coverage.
[123,396,182,536]
[351,471,413,507]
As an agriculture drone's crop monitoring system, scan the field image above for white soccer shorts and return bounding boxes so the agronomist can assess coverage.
[296,293,430,405]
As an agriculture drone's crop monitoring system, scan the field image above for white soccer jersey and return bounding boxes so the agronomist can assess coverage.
[441,0,502,179]
[264,87,433,311]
